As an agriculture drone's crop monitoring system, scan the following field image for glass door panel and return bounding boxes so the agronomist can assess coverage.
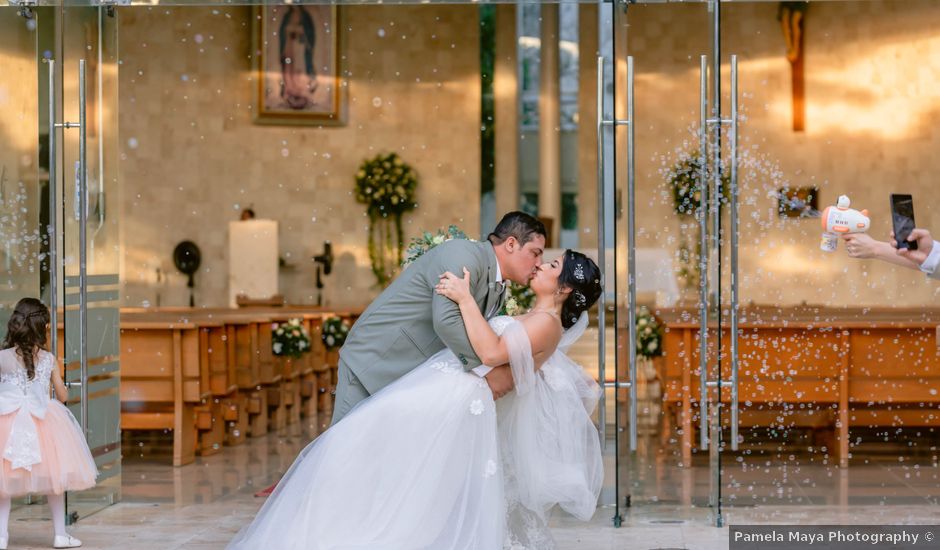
[613,0,728,527]
[59,5,121,522]
[0,0,47,517]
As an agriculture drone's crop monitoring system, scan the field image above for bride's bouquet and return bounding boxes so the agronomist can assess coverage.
[272,318,311,359]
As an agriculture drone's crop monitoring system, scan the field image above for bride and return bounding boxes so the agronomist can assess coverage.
[228,250,604,550]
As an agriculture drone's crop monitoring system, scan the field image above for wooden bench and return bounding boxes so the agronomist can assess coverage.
[122,312,236,456]
[118,306,363,464]
[226,317,270,437]
[300,315,326,419]
[656,306,940,468]
[120,321,203,466]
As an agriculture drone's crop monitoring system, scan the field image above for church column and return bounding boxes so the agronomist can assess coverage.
[494,4,519,217]
[538,4,561,247]
[577,3,599,249]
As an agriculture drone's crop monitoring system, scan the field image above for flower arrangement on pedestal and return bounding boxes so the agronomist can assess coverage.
[272,318,311,359]
[355,152,419,287]
[662,152,730,292]
[635,306,663,359]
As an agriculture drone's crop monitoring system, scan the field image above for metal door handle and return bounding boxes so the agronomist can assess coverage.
[697,55,741,451]
[596,55,636,452]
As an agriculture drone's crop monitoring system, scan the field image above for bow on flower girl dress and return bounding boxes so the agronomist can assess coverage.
[0,349,97,498]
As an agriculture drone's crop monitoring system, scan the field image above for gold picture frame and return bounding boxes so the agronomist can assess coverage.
[252,5,345,126]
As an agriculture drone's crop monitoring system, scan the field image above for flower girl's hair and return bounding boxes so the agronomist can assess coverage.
[2,298,50,381]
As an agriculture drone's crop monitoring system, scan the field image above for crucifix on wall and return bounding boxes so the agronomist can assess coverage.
[779,2,808,132]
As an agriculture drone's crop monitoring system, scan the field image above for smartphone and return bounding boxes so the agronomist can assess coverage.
[890,194,917,251]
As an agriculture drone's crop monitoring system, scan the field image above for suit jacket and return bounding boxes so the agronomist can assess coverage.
[339,239,505,394]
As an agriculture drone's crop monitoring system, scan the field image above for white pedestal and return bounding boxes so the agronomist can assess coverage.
[229,220,279,307]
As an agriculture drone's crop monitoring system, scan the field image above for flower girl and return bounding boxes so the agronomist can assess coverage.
[0,298,98,548]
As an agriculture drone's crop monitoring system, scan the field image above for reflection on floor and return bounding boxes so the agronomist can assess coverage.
[617,385,940,511]
[2,402,938,548]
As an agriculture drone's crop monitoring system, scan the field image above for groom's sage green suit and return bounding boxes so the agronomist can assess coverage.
[331,239,505,425]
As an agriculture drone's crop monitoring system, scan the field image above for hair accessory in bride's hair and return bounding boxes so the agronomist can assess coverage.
[574,290,587,307]
[573,264,585,282]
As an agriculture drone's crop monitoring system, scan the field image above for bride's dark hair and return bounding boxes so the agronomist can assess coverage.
[557,250,602,329]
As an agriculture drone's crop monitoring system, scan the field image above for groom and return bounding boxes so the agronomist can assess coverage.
[331,211,547,425]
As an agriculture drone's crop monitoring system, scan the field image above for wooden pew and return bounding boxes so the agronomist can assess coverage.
[121,312,231,459]
[301,315,326,418]
[268,313,309,426]
[227,317,269,437]
[656,306,940,468]
[119,306,363,459]
[120,321,202,466]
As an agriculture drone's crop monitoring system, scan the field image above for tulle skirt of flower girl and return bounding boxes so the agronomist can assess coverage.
[0,401,97,497]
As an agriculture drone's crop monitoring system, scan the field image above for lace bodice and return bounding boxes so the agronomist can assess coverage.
[488,315,516,336]
[0,348,53,397]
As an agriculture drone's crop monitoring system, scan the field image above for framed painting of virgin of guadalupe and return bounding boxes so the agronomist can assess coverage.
[253,5,346,125]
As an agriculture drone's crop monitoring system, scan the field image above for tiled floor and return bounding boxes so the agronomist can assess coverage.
[3,412,939,549]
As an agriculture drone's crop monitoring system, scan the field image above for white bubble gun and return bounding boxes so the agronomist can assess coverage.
[820,195,870,252]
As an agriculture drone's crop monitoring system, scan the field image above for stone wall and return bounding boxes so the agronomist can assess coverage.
[620,0,940,307]
[119,5,481,308]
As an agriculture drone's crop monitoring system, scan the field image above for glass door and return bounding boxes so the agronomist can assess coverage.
[610,0,737,528]
[0,0,49,518]
[612,0,940,530]
[0,6,42,321]
[55,5,122,522]
[720,0,940,523]
[0,2,120,523]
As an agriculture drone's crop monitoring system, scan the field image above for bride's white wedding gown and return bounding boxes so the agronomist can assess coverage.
[228,314,603,550]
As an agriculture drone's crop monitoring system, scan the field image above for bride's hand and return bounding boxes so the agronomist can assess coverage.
[436,268,473,305]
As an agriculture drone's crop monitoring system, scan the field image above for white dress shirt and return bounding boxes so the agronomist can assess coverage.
[919,240,940,280]
[472,261,502,378]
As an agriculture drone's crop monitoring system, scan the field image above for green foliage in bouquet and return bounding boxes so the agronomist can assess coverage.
[402,225,472,268]
[501,283,535,316]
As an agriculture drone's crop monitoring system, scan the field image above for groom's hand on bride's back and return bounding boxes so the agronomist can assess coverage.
[485,366,514,400]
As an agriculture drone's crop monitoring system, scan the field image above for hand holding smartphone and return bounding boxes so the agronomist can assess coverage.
[891,194,917,251]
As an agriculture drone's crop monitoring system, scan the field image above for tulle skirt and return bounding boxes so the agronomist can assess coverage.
[0,401,97,497]
[228,351,505,550]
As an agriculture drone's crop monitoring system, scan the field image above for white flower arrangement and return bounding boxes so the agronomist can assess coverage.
[635,306,664,359]
[322,315,351,351]
[272,318,311,359]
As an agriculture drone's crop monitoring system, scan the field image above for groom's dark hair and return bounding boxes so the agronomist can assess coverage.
[487,211,547,247]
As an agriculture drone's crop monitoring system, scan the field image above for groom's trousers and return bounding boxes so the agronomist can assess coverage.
[330,358,371,426]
